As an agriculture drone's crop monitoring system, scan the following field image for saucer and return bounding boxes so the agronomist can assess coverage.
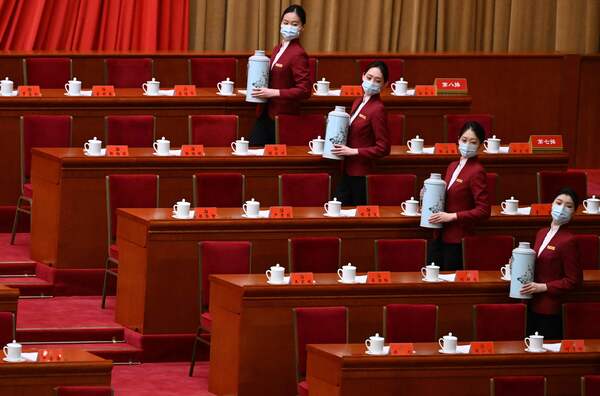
[483,149,500,154]
[406,150,424,155]
[266,280,286,285]
[323,213,342,218]
[313,93,330,96]
[365,350,388,356]
[307,151,323,155]
[172,210,195,220]
[525,348,546,353]
[422,278,443,283]
[2,357,26,363]
[390,92,408,96]
[231,151,250,156]
[583,210,599,215]
[84,149,106,157]
[501,276,511,281]
[153,152,174,156]
[64,93,82,96]
[142,93,161,97]
[337,279,357,284]
[438,349,458,355]
[241,214,260,219]
[216,92,236,96]
[500,211,519,215]
[401,211,421,217]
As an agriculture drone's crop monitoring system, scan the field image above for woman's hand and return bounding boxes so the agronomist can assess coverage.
[520,282,547,295]
[428,212,457,224]
[252,88,280,98]
[330,144,358,156]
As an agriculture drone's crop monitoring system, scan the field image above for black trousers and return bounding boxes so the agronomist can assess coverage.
[427,238,463,271]
[334,175,366,206]
[527,308,563,340]
[249,108,275,146]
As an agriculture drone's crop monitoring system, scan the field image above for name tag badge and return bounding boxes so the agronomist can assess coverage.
[547,245,556,251]
[275,63,283,68]
[358,114,367,120]
[456,178,463,183]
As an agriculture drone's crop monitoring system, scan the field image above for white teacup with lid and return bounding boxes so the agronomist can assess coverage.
[421,263,440,282]
[401,196,419,216]
[243,198,260,218]
[231,137,249,155]
[173,199,191,218]
[407,135,424,154]
[142,78,160,96]
[438,332,458,354]
[153,136,170,156]
[365,333,385,355]
[583,195,600,214]
[309,136,325,155]
[65,77,82,96]
[390,78,408,96]
[324,197,342,217]
[501,196,519,215]
[84,137,102,156]
[484,135,501,153]
[312,78,330,95]
[1,77,14,96]
[337,263,357,283]
[217,77,235,95]
[524,331,544,352]
[3,340,22,362]
[266,263,285,284]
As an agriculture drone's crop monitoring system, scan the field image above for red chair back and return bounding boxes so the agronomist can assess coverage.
[375,239,427,272]
[387,113,405,145]
[25,58,71,88]
[193,173,244,207]
[357,58,404,83]
[199,241,251,309]
[293,307,347,377]
[106,174,159,240]
[462,235,514,270]
[384,304,437,342]
[366,174,416,206]
[105,115,155,147]
[487,172,499,205]
[289,237,340,273]
[491,376,546,396]
[189,58,237,87]
[537,171,587,204]
[275,114,326,146]
[444,114,494,142]
[22,115,72,180]
[473,303,526,341]
[574,234,600,270]
[279,173,330,207]
[308,58,318,83]
[55,387,113,396]
[188,115,238,146]
[563,303,600,338]
[583,376,600,396]
[0,312,14,347]
[105,58,153,88]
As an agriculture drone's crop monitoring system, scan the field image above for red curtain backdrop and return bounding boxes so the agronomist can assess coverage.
[0,0,189,51]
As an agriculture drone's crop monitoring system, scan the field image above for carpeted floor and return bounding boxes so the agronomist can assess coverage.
[0,233,32,262]
[18,296,118,329]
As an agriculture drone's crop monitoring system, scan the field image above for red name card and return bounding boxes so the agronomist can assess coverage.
[455,270,479,282]
[356,205,380,217]
[92,85,115,96]
[17,85,41,96]
[508,142,531,154]
[367,271,391,284]
[561,339,585,352]
[389,343,415,356]
[529,135,563,151]
[264,144,287,156]
[106,145,129,156]
[530,203,552,216]
[174,85,197,96]
[269,206,293,218]
[38,349,64,362]
[434,143,458,155]
[181,145,205,156]
[434,78,468,95]
[340,85,363,96]
[470,341,495,354]
[194,207,217,219]
[290,272,314,285]
[415,85,437,96]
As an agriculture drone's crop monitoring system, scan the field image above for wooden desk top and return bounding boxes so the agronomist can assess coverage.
[0,348,111,371]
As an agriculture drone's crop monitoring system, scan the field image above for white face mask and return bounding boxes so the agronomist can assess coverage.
[458,142,478,158]
[551,203,573,225]
[280,24,300,41]
[361,78,381,95]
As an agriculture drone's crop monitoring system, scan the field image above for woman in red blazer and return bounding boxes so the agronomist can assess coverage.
[331,61,391,205]
[521,188,582,339]
[249,4,311,146]
[427,121,491,270]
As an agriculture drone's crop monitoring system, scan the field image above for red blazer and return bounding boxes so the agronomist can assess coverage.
[266,39,311,118]
[440,157,490,243]
[344,95,390,176]
[530,226,582,315]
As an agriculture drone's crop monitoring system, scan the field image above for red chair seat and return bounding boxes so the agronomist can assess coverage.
[109,244,119,260]
[200,312,212,331]
[297,380,309,396]
[23,183,33,199]
[584,375,600,396]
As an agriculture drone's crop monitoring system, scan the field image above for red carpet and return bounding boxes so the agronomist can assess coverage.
[0,233,33,263]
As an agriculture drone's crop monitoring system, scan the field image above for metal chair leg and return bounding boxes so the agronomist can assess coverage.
[101,258,110,309]
[189,328,201,377]
[9,207,19,245]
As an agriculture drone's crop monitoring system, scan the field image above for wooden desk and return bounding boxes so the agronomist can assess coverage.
[0,285,20,314]
[0,348,112,396]
[307,342,600,396]
[31,146,567,269]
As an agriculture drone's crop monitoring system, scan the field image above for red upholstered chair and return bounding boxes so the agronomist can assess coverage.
[384,304,438,342]
[490,376,546,396]
[275,114,326,146]
[574,234,600,270]
[563,303,600,338]
[375,239,427,272]
[54,387,114,396]
[188,57,238,87]
[0,312,15,347]
[462,235,514,271]
[308,57,318,84]
[192,173,245,207]
[473,304,526,341]
[366,174,416,206]
[105,115,155,147]
[537,171,588,204]
[443,114,494,142]
[487,172,499,205]
[288,237,341,273]
[190,241,251,376]
[102,175,159,308]
[387,113,405,145]
[279,173,331,207]
[293,307,348,396]
[357,58,404,83]
[10,115,72,244]
[188,115,238,146]
[582,376,600,396]
[24,58,72,88]
[105,58,153,88]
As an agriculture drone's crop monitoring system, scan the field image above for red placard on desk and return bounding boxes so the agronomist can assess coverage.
[415,85,437,96]
[508,143,531,154]
[290,272,314,285]
[434,78,468,95]
[17,85,41,96]
[455,270,479,282]
[92,85,115,96]
[367,271,391,284]
[195,207,218,219]
[434,143,458,155]
[561,339,585,352]
[181,145,205,156]
[106,145,129,156]
[529,135,563,152]
[389,343,415,356]
[470,341,495,354]
[356,206,380,217]
[269,206,293,218]
[264,144,287,156]
[174,85,197,96]
[340,85,363,96]
[530,203,552,216]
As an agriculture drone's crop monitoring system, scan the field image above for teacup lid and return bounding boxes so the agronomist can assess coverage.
[406,196,418,203]
[530,331,543,338]
[71,77,78,82]
[3,77,11,82]
[444,332,456,339]
[157,136,169,142]
[413,134,423,141]
[329,197,340,203]
[7,339,19,347]
[178,198,188,204]
[89,136,99,142]
[271,263,284,271]
[320,77,329,83]
[247,198,256,202]
[427,262,439,268]
[222,77,233,83]
[149,77,158,82]
[314,135,324,141]
[370,333,383,340]
[589,195,599,201]
[489,134,499,140]
[343,262,356,269]
[238,137,246,142]
[506,196,518,202]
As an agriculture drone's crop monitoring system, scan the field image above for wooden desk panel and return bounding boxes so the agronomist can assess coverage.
[207,272,600,396]
[307,342,600,396]
[0,348,112,396]
[0,285,20,314]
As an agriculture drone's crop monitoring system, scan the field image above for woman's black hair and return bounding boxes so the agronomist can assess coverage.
[363,61,389,83]
[556,187,580,210]
[281,4,306,25]
[459,121,486,144]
